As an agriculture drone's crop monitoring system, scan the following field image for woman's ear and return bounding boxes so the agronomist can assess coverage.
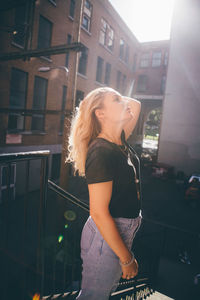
[95,108,104,121]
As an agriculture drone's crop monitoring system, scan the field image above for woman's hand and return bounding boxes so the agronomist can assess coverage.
[121,258,138,280]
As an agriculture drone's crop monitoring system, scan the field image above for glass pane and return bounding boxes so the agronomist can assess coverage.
[8,114,24,130]
[96,57,103,82]
[31,115,44,131]
[10,68,27,108]
[13,4,26,46]
[82,15,89,30]
[85,0,91,10]
[32,76,48,110]
[99,30,105,45]
[38,16,52,49]
[69,0,75,18]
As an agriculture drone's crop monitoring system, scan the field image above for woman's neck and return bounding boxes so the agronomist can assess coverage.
[97,131,122,145]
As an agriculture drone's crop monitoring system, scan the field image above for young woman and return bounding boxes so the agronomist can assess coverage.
[67,87,142,299]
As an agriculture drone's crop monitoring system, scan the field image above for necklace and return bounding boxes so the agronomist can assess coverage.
[96,135,141,201]
[114,143,141,201]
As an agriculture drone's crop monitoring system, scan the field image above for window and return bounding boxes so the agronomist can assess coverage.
[8,68,28,131]
[164,51,168,66]
[69,0,75,18]
[0,164,16,204]
[161,75,166,94]
[37,16,52,58]
[132,54,137,71]
[99,18,114,51]
[140,53,149,68]
[12,4,26,47]
[137,75,148,92]
[116,71,121,91]
[96,56,104,83]
[31,76,48,131]
[107,27,114,51]
[104,63,111,85]
[119,39,129,63]
[99,19,106,45]
[65,34,72,68]
[119,39,125,59]
[82,0,92,32]
[122,75,127,94]
[59,86,67,134]
[125,45,129,63]
[78,47,88,75]
[152,51,162,67]
[75,90,84,107]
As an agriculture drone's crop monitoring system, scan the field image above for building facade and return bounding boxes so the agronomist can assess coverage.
[158,0,200,175]
[0,0,170,184]
[131,40,169,144]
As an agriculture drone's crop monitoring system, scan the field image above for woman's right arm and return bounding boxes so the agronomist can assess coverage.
[88,180,138,279]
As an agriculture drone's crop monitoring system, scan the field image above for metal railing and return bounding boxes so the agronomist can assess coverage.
[45,179,154,299]
[0,151,49,300]
[3,151,200,299]
[0,151,155,300]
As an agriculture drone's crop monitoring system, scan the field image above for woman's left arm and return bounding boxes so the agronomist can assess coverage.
[123,97,141,140]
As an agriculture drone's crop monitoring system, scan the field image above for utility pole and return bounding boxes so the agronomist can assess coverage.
[59,0,84,190]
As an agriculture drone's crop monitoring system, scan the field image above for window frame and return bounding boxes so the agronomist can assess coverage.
[31,76,48,132]
[152,51,162,67]
[104,62,111,85]
[119,38,125,60]
[82,0,92,32]
[37,15,53,59]
[164,51,168,66]
[116,70,121,91]
[137,75,148,92]
[122,74,127,94]
[12,3,27,48]
[96,56,104,83]
[8,68,28,132]
[78,47,88,76]
[160,75,166,94]
[132,54,137,71]
[99,18,114,52]
[69,0,76,19]
[140,53,149,68]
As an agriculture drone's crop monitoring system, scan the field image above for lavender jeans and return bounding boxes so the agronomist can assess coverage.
[76,213,142,300]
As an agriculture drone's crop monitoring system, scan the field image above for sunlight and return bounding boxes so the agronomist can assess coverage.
[109,0,175,42]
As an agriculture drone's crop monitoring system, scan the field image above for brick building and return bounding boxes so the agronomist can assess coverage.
[0,0,169,183]
[131,40,169,144]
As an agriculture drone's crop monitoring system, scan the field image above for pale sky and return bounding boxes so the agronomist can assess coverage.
[109,0,175,42]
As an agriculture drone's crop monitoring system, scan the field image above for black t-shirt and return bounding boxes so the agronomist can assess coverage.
[85,138,141,218]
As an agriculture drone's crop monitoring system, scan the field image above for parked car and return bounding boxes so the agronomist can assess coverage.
[184,174,200,206]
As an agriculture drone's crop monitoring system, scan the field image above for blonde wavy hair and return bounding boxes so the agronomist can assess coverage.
[66,87,116,177]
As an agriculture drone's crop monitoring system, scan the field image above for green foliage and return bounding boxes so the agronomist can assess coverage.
[145,108,162,137]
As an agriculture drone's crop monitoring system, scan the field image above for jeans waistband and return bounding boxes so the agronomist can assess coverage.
[88,210,142,230]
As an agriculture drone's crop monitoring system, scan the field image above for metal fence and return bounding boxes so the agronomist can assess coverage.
[1,151,199,300]
[0,151,49,300]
